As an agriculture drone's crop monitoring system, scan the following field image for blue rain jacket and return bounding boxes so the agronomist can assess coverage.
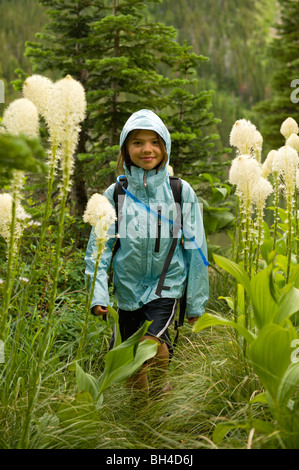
[85,109,209,317]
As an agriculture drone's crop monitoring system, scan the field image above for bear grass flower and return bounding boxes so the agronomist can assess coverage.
[286,133,299,152]
[252,177,274,212]
[2,98,39,138]
[47,75,87,191]
[272,145,299,281]
[23,74,53,123]
[0,193,31,252]
[229,154,263,272]
[2,98,40,201]
[280,117,299,140]
[262,150,278,178]
[229,119,263,160]
[229,154,262,203]
[83,194,116,256]
[272,145,299,193]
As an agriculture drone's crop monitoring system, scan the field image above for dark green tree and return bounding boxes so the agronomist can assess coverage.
[254,0,299,151]
[25,0,220,215]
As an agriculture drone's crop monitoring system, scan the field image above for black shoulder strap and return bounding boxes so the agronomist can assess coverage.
[169,176,182,208]
[113,176,127,255]
[155,177,182,297]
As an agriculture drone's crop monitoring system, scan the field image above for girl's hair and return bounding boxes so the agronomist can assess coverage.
[117,129,168,173]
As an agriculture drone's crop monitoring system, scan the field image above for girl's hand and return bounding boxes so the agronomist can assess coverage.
[93,305,108,316]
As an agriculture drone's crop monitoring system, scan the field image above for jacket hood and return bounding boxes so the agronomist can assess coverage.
[119,109,171,159]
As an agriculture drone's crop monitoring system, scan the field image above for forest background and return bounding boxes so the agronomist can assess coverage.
[0,0,285,252]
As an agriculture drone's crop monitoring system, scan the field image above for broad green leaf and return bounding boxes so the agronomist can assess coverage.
[213,254,251,296]
[277,361,299,408]
[104,339,157,387]
[276,254,288,275]
[250,392,267,405]
[250,324,294,401]
[76,362,99,401]
[211,186,228,203]
[250,419,276,435]
[218,296,234,309]
[204,211,234,232]
[275,285,299,324]
[193,312,256,344]
[289,264,299,288]
[57,391,99,430]
[250,267,279,329]
[97,321,157,395]
[107,304,121,347]
[212,421,248,443]
[260,239,274,263]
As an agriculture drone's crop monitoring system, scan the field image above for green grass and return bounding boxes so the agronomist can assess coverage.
[0,311,280,449]
[0,256,285,450]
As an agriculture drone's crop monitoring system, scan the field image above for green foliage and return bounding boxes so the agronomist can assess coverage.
[194,253,299,447]
[0,133,47,172]
[22,0,222,219]
[254,0,299,151]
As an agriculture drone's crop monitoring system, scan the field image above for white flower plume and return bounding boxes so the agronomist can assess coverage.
[229,119,262,158]
[280,117,299,140]
[23,74,54,121]
[0,193,31,250]
[252,177,273,211]
[272,145,299,197]
[229,154,262,202]
[286,133,299,152]
[262,150,278,178]
[47,74,86,144]
[2,98,39,138]
[46,75,87,189]
[272,145,299,176]
[83,194,116,253]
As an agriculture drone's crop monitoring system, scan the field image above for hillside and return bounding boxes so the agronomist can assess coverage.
[0,0,278,147]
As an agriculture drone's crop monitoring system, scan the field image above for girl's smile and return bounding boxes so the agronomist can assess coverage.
[127,129,163,170]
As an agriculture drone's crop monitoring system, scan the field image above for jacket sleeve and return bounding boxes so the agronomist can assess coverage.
[181,180,209,318]
[84,183,116,309]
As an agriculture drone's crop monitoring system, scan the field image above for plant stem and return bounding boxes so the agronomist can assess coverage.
[286,192,293,284]
[273,173,279,252]
[7,146,58,390]
[76,245,102,361]
[17,144,69,449]
[255,208,263,273]
[0,197,17,341]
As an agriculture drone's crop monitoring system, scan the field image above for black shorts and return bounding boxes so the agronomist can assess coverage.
[111,298,178,352]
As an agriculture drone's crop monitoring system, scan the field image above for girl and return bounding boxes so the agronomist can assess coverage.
[85,109,209,397]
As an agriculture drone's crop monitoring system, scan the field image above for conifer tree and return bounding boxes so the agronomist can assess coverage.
[254,0,299,151]
[25,0,219,214]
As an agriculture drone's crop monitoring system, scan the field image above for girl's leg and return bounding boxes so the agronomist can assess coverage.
[126,335,169,396]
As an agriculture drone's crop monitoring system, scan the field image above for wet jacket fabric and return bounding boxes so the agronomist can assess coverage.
[85,109,209,318]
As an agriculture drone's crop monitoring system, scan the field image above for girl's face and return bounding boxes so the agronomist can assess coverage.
[127,130,164,171]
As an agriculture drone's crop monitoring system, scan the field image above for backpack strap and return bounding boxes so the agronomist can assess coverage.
[112,176,127,256]
[155,177,182,297]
